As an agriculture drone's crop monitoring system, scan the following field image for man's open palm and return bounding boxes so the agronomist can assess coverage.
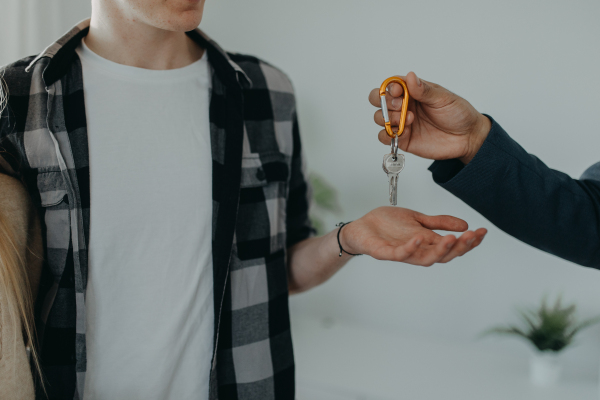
[342,207,487,266]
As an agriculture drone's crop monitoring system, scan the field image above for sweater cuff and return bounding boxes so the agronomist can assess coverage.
[428,115,507,186]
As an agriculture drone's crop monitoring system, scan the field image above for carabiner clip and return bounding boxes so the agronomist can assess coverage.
[379,77,410,139]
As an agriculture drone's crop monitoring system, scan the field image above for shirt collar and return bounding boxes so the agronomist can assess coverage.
[26,18,252,88]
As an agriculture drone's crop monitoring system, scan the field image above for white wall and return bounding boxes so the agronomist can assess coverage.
[3,0,600,384]
[0,0,91,66]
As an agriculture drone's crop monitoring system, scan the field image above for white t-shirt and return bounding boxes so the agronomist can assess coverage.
[76,40,214,400]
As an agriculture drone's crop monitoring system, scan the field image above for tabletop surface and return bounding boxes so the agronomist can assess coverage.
[292,316,599,400]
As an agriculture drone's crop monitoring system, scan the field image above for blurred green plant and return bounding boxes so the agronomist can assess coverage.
[308,173,342,235]
[483,296,600,352]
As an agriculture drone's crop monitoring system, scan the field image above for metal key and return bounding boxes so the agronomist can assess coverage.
[378,77,410,206]
[382,152,405,206]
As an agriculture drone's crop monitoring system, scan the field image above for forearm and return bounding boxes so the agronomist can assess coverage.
[429,117,600,267]
[287,228,353,294]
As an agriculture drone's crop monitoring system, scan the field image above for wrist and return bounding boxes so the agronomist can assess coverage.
[459,114,491,164]
[337,221,361,256]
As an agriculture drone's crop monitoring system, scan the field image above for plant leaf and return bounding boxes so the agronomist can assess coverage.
[309,173,342,215]
[309,215,326,237]
[568,315,600,339]
[481,326,529,339]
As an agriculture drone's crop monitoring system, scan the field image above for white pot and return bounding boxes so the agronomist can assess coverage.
[530,351,562,387]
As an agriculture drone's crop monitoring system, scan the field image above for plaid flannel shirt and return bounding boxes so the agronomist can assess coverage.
[0,19,314,400]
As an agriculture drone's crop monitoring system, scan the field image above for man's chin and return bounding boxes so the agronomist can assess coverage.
[156,11,203,32]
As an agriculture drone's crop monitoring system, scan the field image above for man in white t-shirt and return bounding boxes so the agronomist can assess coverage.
[0,0,487,398]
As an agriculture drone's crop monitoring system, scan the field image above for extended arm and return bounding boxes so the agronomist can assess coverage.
[369,72,600,268]
[287,207,486,294]
[286,98,486,294]
[429,118,600,267]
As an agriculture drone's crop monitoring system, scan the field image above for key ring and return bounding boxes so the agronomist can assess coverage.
[390,136,399,160]
[379,77,410,158]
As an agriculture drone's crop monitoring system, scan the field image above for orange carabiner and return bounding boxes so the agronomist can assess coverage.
[379,77,410,138]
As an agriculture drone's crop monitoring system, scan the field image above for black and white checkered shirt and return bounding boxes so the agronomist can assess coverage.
[0,19,314,400]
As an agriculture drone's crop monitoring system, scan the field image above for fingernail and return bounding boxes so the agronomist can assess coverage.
[467,238,475,246]
[392,98,402,109]
[415,74,422,86]
[446,243,453,249]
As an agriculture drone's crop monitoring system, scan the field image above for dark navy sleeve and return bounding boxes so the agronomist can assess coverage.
[428,116,600,268]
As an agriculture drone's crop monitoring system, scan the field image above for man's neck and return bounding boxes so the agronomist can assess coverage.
[86,9,204,70]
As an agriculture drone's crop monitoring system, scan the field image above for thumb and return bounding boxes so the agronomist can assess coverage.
[405,71,447,107]
[416,213,469,232]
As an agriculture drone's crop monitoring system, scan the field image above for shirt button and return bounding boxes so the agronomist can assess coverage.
[256,169,265,181]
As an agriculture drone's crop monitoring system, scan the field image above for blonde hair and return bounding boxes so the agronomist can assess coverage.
[0,75,43,387]
[0,212,42,380]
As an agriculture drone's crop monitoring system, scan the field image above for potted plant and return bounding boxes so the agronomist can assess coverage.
[485,296,600,387]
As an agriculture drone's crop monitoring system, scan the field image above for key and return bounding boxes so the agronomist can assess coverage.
[382,153,405,206]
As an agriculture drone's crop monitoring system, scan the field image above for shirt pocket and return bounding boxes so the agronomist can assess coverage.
[37,171,71,281]
[237,151,290,260]
[240,151,290,188]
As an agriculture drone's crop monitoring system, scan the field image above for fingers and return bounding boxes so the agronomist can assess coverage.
[374,109,414,146]
[438,231,476,263]
[416,235,456,266]
[415,214,469,232]
[371,226,487,266]
[370,90,403,111]
[392,235,423,260]
[372,228,487,266]
[373,108,414,128]
[369,72,434,105]
[371,235,422,261]
[387,80,406,97]
[439,228,487,263]
[404,71,448,107]
[378,129,392,145]
[377,125,412,146]
[368,83,406,108]
[471,228,487,247]
[370,72,447,108]
[368,88,380,107]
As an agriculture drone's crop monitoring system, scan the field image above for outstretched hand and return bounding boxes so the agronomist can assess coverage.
[341,207,486,266]
[368,72,491,164]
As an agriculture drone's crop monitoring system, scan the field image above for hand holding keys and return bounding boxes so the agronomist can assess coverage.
[379,77,410,206]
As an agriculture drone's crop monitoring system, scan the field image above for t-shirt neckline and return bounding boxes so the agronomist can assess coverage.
[77,38,208,82]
